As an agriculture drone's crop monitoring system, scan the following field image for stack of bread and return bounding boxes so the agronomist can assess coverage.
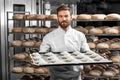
[86,64,120,77]
[11,37,41,47]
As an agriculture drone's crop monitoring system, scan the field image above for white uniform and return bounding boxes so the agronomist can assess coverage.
[39,26,91,80]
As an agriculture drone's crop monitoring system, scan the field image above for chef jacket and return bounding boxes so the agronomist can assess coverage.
[39,26,91,80]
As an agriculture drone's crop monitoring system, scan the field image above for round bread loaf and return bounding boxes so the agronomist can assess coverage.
[91,14,106,20]
[13,14,24,20]
[23,67,34,73]
[11,40,22,46]
[99,26,109,31]
[89,28,103,34]
[77,14,91,20]
[35,28,49,34]
[47,14,57,20]
[13,53,27,60]
[88,42,96,48]
[96,43,109,49]
[110,42,120,48]
[110,56,120,62]
[34,68,47,74]
[74,26,88,34]
[23,27,36,33]
[22,41,35,47]
[103,70,116,77]
[23,14,36,20]
[12,27,23,33]
[104,27,119,34]
[89,70,102,76]
[35,14,46,20]
[85,26,94,30]
[12,67,23,73]
[105,13,120,20]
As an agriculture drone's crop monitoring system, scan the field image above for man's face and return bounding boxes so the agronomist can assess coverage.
[57,10,72,29]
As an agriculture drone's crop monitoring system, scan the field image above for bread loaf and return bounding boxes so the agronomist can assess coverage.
[12,27,23,33]
[23,14,36,20]
[23,27,36,33]
[96,43,109,49]
[35,14,46,20]
[110,42,120,48]
[89,28,103,34]
[12,67,23,73]
[23,67,34,73]
[13,14,24,20]
[105,13,120,20]
[91,14,106,20]
[11,40,22,46]
[77,14,91,20]
[104,27,119,34]
[47,14,57,20]
[88,42,96,48]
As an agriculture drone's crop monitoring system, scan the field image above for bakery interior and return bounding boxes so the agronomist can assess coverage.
[0,0,120,80]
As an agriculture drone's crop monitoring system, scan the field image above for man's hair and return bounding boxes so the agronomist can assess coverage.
[57,4,72,15]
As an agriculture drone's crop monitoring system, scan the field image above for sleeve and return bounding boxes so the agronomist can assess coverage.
[39,35,51,52]
[81,34,91,52]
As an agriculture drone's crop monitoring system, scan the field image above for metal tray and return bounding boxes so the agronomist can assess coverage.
[30,51,112,66]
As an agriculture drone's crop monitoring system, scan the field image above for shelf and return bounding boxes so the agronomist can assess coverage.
[82,75,120,79]
[9,46,39,48]
[8,19,120,22]
[90,48,120,50]
[86,34,120,36]
[9,32,47,34]
[9,32,120,37]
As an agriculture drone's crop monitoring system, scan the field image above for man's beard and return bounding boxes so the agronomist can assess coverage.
[58,21,70,29]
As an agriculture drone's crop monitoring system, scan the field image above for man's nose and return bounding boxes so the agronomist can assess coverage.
[63,17,66,20]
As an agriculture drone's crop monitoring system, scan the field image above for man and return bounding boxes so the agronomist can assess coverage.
[39,5,91,80]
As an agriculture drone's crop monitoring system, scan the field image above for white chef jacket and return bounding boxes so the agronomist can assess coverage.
[39,26,91,80]
[40,26,90,52]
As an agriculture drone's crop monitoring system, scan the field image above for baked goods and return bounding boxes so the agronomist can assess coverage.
[23,14,36,20]
[105,13,120,20]
[110,42,120,48]
[12,67,23,73]
[12,14,24,20]
[13,53,28,60]
[85,26,94,31]
[96,43,109,49]
[11,40,22,46]
[23,27,36,33]
[110,56,120,62]
[89,28,103,34]
[35,28,49,34]
[104,27,119,34]
[77,14,91,20]
[12,27,23,33]
[23,67,34,73]
[47,14,57,20]
[89,70,102,76]
[91,14,106,20]
[87,42,96,48]
[34,68,47,74]
[74,26,88,34]
[35,14,46,20]
[103,68,117,77]
[22,40,35,47]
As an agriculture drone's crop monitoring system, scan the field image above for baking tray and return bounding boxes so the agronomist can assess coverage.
[30,51,113,66]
